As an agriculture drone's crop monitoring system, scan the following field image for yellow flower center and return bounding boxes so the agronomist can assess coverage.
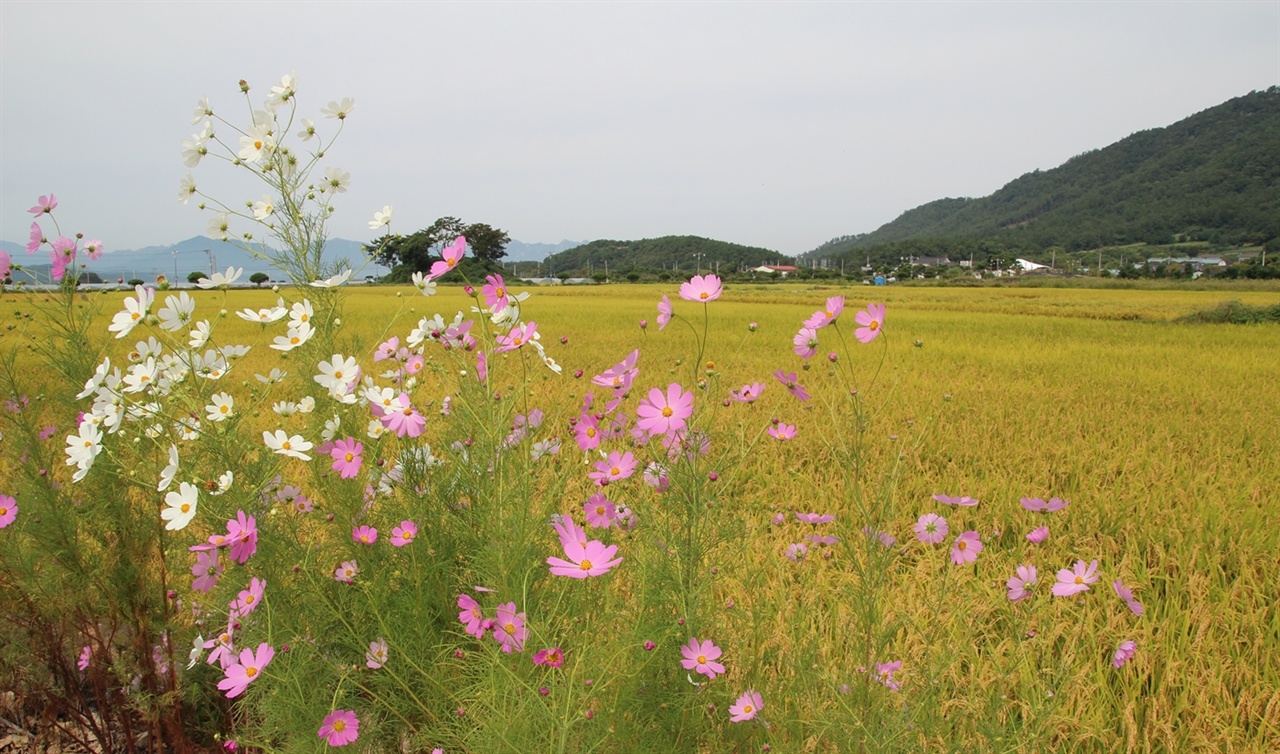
[869,321,879,331]
[579,559,593,571]
[610,467,620,476]
[699,292,709,300]
[345,453,355,462]
[504,622,516,634]
[743,705,753,713]
[282,441,291,450]
[245,595,255,604]
[957,541,967,551]
[586,427,596,438]
[180,503,190,513]
[662,407,673,417]
[220,405,229,413]
[1074,576,1083,584]
[245,665,257,678]
[697,654,707,664]
[253,140,263,150]
[332,720,345,732]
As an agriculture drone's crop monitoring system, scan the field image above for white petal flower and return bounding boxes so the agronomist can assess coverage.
[266,72,297,108]
[263,429,312,460]
[65,421,103,471]
[121,359,159,393]
[78,358,113,400]
[321,415,341,442]
[109,286,155,339]
[192,97,213,125]
[321,97,355,120]
[272,400,298,416]
[188,321,211,348]
[298,396,316,414]
[158,445,179,491]
[178,172,197,205]
[157,292,196,332]
[322,167,351,194]
[368,205,393,230]
[411,272,437,297]
[207,213,231,242]
[238,125,275,162]
[270,321,314,352]
[198,266,244,290]
[256,368,287,384]
[211,470,234,496]
[310,269,351,288]
[366,419,386,439]
[206,392,234,422]
[289,299,314,328]
[251,195,275,221]
[315,354,359,391]
[161,482,200,531]
[180,131,208,168]
[297,118,317,141]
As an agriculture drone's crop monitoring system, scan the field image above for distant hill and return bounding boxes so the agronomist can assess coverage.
[504,239,583,263]
[545,236,788,276]
[806,86,1280,263]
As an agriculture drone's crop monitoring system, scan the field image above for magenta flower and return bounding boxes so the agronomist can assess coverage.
[493,602,528,654]
[1112,640,1137,669]
[950,531,982,565]
[373,336,400,362]
[481,273,510,310]
[0,495,17,528]
[1021,496,1070,513]
[679,273,722,303]
[643,462,670,491]
[914,513,949,544]
[1112,580,1145,616]
[785,542,808,561]
[427,236,466,280]
[804,296,845,330]
[793,327,819,359]
[854,302,886,343]
[365,638,389,669]
[192,548,221,592]
[932,494,979,507]
[231,577,266,616]
[874,660,903,691]
[390,520,418,547]
[636,383,694,437]
[217,643,274,698]
[588,450,638,486]
[377,393,426,438]
[0,250,11,281]
[771,369,810,402]
[318,709,360,747]
[533,647,565,668]
[496,321,538,352]
[680,637,725,679]
[28,194,57,216]
[730,382,765,403]
[26,222,43,254]
[329,437,364,479]
[334,559,359,583]
[1026,526,1049,544]
[1007,564,1038,601]
[548,535,623,578]
[225,511,258,564]
[657,295,673,330]
[729,690,763,722]
[583,493,616,528]
[796,512,835,524]
[768,423,796,440]
[457,594,488,639]
[77,645,91,671]
[1052,559,1099,596]
[352,525,378,545]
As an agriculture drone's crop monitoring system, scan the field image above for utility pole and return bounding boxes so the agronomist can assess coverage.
[171,249,178,282]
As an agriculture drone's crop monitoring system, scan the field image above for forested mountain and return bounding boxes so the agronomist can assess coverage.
[544,236,787,277]
[806,87,1280,264]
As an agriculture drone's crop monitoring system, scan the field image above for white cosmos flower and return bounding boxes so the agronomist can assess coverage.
[237,301,287,323]
[192,97,213,125]
[238,125,274,162]
[78,358,113,399]
[65,420,103,476]
[289,299,314,328]
[211,471,234,496]
[297,118,317,141]
[322,167,351,194]
[322,415,341,442]
[220,344,250,360]
[366,419,386,439]
[256,368,287,384]
[270,321,314,352]
[267,72,297,108]
[157,292,196,331]
[273,400,298,417]
[310,269,351,288]
[180,130,208,167]
[198,266,244,290]
[162,482,200,531]
[135,337,164,360]
[368,205,392,230]
[251,195,275,221]
[411,271,437,297]
[158,445,179,491]
[321,97,355,119]
[178,173,197,205]
[122,359,159,393]
[176,418,201,441]
[264,429,312,460]
[189,321,212,349]
[207,213,231,241]
[109,286,155,339]
[206,392,234,422]
[315,354,359,391]
[298,396,316,414]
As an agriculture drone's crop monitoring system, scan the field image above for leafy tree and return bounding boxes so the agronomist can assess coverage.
[364,217,510,282]
[127,278,144,287]
[187,270,208,284]
[250,272,270,287]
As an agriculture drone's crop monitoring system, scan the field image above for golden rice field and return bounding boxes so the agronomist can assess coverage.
[2,281,1278,752]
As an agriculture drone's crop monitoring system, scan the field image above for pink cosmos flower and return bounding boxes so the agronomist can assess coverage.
[373,336,400,362]
[1026,526,1049,544]
[334,560,359,583]
[496,321,538,352]
[475,351,488,383]
[729,690,763,722]
[854,303,886,343]
[680,637,725,679]
[365,638,388,669]
[26,222,43,254]
[875,660,903,692]
[352,525,378,545]
[191,548,221,592]
[795,512,835,524]
[231,577,266,616]
[643,462,670,491]
[793,327,819,359]
[205,624,237,670]
[730,382,765,403]
[377,393,426,438]
[679,274,722,303]
[391,520,418,547]
[636,383,694,437]
[785,543,808,561]
[77,645,91,671]
[657,295,673,330]
[1113,580,1145,616]
[84,240,103,260]
[0,251,11,282]
[548,536,623,578]
[532,647,565,668]
[1007,564,1038,601]
[574,415,602,451]
[1052,559,1099,596]
[427,236,466,280]
[458,594,488,639]
[583,493,616,528]
[482,273,510,311]
[1021,496,1070,513]
[950,531,982,565]
[589,450,637,486]
[493,602,528,653]
[225,511,258,564]
[768,423,796,440]
[0,495,17,528]
[914,513,949,544]
[932,494,979,507]
[28,194,57,216]
[217,643,274,698]
[804,296,845,330]
[771,369,810,402]
[318,709,360,747]
[330,437,364,479]
[1113,640,1137,669]
[405,353,425,374]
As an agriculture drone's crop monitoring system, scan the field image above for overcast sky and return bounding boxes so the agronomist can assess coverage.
[2,1,1276,256]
